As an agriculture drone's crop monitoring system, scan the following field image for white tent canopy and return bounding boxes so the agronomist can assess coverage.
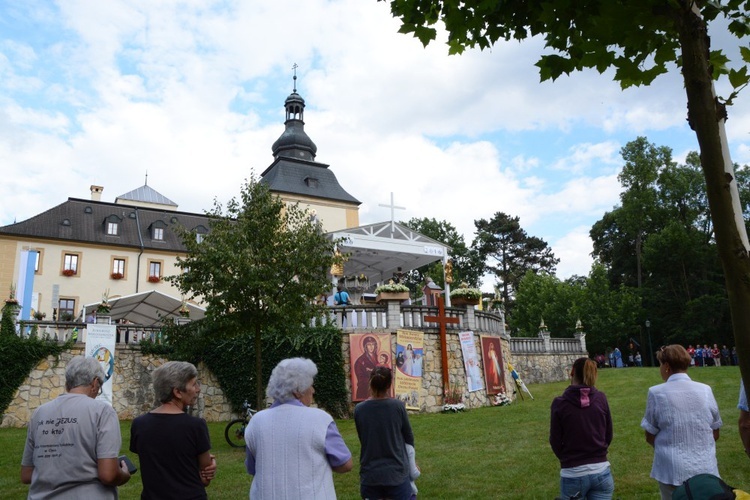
[328,221,450,284]
[84,290,205,326]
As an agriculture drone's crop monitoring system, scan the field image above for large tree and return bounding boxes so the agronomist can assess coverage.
[383,0,750,389]
[473,212,559,314]
[169,177,339,408]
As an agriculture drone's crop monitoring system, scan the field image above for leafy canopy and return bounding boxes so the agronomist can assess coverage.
[169,176,338,332]
[385,0,750,94]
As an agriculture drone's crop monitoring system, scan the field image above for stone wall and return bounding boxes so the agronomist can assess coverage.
[510,353,582,385]
[1,345,233,428]
[2,330,578,428]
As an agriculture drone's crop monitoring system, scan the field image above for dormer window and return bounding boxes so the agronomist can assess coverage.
[104,214,122,236]
[150,220,167,241]
[304,177,319,188]
[194,225,208,244]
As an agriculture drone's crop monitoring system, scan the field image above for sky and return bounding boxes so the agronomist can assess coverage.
[2,1,750,289]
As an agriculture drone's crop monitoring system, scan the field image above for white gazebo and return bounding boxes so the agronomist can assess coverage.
[327,221,452,299]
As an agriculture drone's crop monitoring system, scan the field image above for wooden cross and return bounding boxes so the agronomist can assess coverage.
[378,192,405,233]
[424,296,460,393]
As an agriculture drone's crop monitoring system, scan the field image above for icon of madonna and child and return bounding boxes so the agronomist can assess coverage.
[350,333,395,401]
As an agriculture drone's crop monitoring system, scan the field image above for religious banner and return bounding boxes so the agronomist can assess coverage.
[459,331,483,392]
[480,336,506,395]
[395,329,424,410]
[85,324,117,405]
[350,333,392,402]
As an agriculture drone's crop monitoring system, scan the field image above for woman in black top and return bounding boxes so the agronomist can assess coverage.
[354,366,414,500]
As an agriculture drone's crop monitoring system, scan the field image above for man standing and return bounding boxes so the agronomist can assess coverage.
[21,356,130,498]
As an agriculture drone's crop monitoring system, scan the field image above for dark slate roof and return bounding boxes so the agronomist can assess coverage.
[260,157,360,205]
[116,185,178,207]
[0,198,211,252]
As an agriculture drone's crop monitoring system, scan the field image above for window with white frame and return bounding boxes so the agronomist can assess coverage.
[64,254,79,273]
[107,222,118,235]
[113,258,125,275]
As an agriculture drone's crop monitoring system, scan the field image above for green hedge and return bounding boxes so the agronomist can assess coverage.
[0,304,73,417]
[140,318,350,418]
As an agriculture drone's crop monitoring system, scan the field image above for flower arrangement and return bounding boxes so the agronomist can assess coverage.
[442,385,466,412]
[110,272,124,280]
[492,392,512,407]
[179,300,190,318]
[148,275,161,283]
[32,310,46,320]
[62,268,76,277]
[375,280,409,294]
[97,289,111,314]
[5,284,18,306]
[450,282,482,300]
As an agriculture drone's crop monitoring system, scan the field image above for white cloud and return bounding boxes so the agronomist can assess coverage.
[2,0,749,289]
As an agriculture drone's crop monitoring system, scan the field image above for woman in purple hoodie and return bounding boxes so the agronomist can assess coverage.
[550,357,614,499]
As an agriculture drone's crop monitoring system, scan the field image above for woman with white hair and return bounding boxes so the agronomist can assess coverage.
[245,357,353,499]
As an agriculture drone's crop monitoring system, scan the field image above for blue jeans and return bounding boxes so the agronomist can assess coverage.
[361,478,413,500]
[559,468,614,500]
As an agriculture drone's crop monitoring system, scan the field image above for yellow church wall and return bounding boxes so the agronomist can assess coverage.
[0,235,188,320]
[278,194,360,232]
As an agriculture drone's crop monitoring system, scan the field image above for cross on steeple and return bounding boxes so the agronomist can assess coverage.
[379,192,405,232]
[424,297,460,394]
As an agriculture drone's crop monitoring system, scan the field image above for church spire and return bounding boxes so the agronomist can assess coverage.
[271,64,317,160]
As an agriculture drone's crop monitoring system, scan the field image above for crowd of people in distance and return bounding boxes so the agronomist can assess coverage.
[19,346,748,500]
[595,343,739,369]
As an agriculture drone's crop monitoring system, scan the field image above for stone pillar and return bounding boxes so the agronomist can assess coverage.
[575,332,587,353]
[384,300,402,329]
[539,331,551,352]
[464,306,477,331]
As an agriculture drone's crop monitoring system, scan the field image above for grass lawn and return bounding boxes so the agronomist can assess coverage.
[1,366,748,499]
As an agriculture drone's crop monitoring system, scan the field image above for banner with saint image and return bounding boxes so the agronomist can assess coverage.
[350,333,392,402]
[480,336,506,395]
[394,329,424,410]
[459,331,484,392]
[85,323,117,405]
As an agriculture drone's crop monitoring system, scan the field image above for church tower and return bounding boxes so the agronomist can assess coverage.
[260,71,360,232]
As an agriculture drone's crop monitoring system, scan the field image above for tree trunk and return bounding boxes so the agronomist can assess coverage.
[255,322,263,410]
[678,5,750,390]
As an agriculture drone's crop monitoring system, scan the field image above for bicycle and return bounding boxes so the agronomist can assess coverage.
[224,399,257,448]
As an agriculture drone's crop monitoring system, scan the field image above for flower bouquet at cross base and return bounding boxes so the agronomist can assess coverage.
[442,385,466,413]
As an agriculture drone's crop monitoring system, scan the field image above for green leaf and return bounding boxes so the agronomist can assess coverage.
[728,66,749,89]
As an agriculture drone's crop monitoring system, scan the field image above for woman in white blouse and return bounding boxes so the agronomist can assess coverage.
[641,344,723,499]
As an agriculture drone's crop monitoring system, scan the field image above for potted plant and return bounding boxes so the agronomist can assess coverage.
[62,268,76,277]
[179,301,190,318]
[5,284,19,307]
[32,311,46,320]
[110,272,124,280]
[375,280,409,303]
[148,275,161,283]
[450,282,482,306]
